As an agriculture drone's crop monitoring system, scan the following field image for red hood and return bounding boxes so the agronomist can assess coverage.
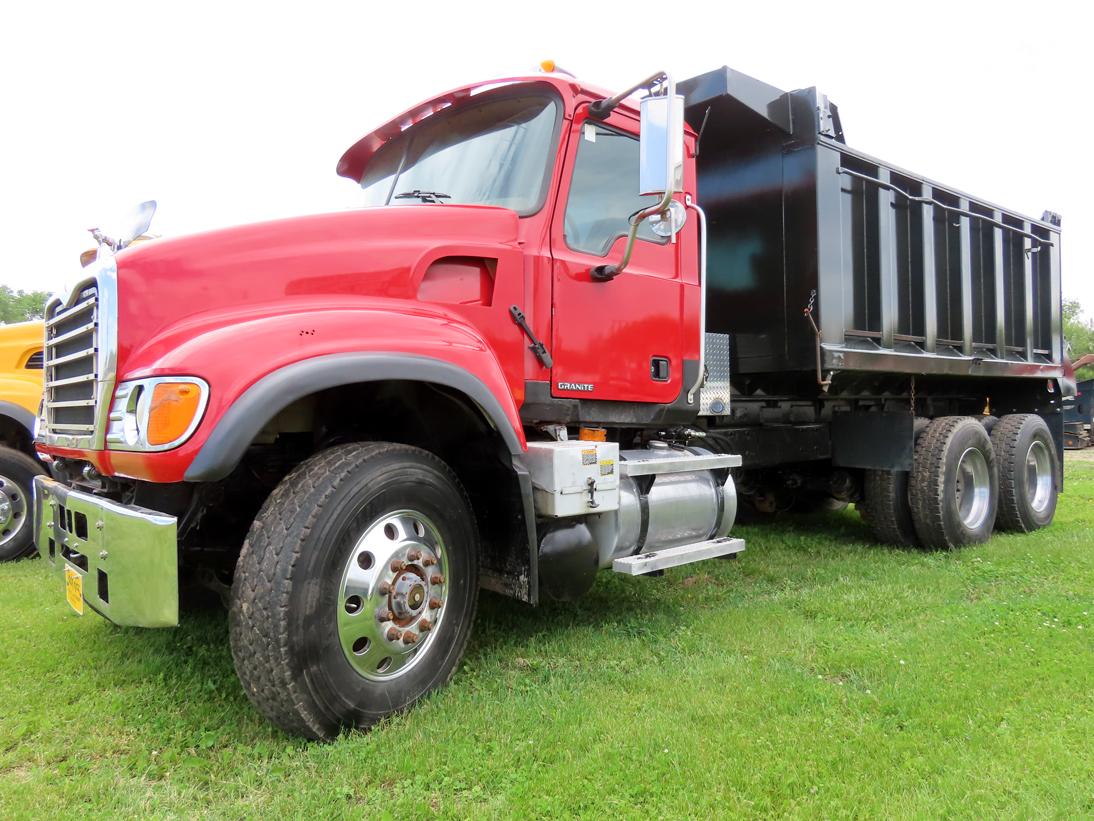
[113,205,519,376]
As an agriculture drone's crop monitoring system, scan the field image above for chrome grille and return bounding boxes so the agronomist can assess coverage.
[43,284,99,437]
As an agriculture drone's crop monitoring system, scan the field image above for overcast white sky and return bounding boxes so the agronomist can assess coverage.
[3,0,1091,314]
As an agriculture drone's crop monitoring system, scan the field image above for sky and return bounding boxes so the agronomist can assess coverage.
[3,0,1092,314]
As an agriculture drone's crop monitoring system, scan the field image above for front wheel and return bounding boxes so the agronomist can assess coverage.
[229,442,479,739]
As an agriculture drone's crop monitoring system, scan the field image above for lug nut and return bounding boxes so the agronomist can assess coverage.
[418,618,432,632]
[407,549,422,561]
[390,559,406,572]
[429,597,442,610]
[422,556,437,567]
[386,627,402,642]
[377,581,391,595]
[376,608,394,622]
[430,574,444,586]
[402,631,418,645]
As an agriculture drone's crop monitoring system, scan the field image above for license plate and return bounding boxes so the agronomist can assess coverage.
[65,565,84,615]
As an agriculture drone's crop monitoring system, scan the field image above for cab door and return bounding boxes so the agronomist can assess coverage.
[550,112,690,404]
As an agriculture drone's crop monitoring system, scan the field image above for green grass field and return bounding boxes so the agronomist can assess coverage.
[1,457,1091,818]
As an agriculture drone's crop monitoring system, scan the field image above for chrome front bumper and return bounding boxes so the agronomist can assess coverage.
[33,476,179,627]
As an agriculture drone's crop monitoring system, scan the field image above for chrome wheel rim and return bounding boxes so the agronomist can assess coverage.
[1025,440,1053,514]
[0,474,28,548]
[337,509,448,681]
[955,447,991,530]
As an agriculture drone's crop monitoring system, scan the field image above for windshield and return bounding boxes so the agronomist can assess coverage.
[359,90,561,216]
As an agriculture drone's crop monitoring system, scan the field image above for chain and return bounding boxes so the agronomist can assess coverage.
[910,376,916,416]
[802,290,831,391]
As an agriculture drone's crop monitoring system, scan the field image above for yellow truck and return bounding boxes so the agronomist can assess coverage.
[0,321,46,560]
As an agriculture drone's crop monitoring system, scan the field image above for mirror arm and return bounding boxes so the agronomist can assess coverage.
[590,190,675,282]
[590,72,677,283]
[87,227,115,252]
[588,71,668,120]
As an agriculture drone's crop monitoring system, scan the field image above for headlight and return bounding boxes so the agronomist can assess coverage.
[106,377,209,452]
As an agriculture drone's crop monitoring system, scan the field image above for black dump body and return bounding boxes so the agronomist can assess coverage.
[679,67,1063,383]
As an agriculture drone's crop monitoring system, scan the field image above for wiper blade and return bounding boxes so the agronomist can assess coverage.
[393,190,452,204]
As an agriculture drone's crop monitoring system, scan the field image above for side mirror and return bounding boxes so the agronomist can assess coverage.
[639,93,684,196]
[88,200,157,252]
[118,201,157,249]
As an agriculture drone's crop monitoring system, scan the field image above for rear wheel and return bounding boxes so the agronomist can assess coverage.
[859,469,918,547]
[909,417,998,549]
[229,442,479,739]
[0,448,46,562]
[990,413,1058,532]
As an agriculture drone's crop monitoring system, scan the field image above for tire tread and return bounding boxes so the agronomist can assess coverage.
[909,416,969,549]
[859,469,918,547]
[992,414,1030,532]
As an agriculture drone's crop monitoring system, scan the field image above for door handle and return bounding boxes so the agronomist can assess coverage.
[590,264,620,282]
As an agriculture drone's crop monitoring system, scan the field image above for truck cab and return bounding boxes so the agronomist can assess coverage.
[339,75,703,408]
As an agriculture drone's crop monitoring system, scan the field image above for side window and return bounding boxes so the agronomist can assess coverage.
[564,122,664,257]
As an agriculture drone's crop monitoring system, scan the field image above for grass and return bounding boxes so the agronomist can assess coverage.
[1,458,1092,819]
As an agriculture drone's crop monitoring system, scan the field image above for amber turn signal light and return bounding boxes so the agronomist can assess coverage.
[578,426,607,442]
[146,381,203,446]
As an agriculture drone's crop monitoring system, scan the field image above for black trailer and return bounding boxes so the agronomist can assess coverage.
[680,67,1064,547]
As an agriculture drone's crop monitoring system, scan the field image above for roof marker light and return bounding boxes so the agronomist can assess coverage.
[539,60,574,77]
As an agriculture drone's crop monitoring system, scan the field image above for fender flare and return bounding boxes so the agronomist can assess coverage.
[184,352,525,481]
[0,401,36,436]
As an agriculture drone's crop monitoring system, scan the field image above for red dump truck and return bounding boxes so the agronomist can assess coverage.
[34,65,1063,738]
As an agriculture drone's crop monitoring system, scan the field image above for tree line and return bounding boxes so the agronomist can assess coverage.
[0,286,51,324]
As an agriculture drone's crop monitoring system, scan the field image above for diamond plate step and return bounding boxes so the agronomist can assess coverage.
[699,332,731,416]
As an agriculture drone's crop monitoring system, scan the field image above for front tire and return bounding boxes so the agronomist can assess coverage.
[229,442,479,739]
[909,417,998,549]
[0,448,46,562]
[990,413,1058,532]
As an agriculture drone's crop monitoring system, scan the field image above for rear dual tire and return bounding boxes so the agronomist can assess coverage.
[859,469,917,547]
[909,416,998,549]
[990,413,1058,532]
[862,414,1057,549]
